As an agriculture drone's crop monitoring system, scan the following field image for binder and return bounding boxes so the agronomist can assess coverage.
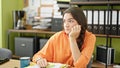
[93,10,99,34]
[118,10,120,35]
[87,10,93,32]
[83,10,87,17]
[105,10,110,35]
[89,0,107,1]
[71,0,88,2]
[99,10,105,34]
[110,10,117,35]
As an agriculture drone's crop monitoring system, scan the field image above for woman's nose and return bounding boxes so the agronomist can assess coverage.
[64,22,69,26]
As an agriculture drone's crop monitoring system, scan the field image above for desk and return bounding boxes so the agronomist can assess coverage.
[7,29,56,49]
[0,59,35,68]
[0,59,114,68]
[0,59,20,68]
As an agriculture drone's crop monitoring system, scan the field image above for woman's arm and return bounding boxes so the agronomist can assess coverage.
[73,34,96,67]
[69,25,81,62]
[69,25,96,68]
[69,37,81,62]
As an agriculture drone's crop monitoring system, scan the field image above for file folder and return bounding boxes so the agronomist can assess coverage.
[83,10,87,17]
[110,10,117,35]
[118,10,120,35]
[87,10,93,32]
[93,10,99,34]
[99,10,105,34]
[71,0,88,2]
[105,10,110,35]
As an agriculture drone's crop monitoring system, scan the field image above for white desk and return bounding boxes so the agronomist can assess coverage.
[0,59,20,68]
[0,59,114,68]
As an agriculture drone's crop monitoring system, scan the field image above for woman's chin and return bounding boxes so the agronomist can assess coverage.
[65,31,70,34]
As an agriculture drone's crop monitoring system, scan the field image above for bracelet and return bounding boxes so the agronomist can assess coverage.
[36,58,42,62]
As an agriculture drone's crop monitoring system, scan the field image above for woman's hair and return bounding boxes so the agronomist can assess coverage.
[63,7,87,51]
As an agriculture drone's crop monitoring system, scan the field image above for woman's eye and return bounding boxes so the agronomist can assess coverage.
[68,20,73,23]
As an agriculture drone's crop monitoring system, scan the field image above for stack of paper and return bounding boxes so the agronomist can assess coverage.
[25,62,69,68]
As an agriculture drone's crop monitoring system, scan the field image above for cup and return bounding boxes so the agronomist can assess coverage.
[20,57,30,68]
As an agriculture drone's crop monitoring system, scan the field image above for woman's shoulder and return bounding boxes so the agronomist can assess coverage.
[84,30,96,43]
[53,31,66,36]
[51,31,66,38]
[85,30,96,38]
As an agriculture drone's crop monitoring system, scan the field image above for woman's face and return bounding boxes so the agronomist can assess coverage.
[63,13,78,34]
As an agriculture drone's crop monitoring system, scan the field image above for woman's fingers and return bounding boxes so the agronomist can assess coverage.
[37,58,48,67]
[69,25,81,39]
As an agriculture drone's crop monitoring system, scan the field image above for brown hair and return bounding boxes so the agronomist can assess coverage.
[63,7,87,50]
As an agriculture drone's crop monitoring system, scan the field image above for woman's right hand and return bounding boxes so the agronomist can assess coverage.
[36,58,48,67]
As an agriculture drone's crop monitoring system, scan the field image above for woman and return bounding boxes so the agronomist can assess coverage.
[32,7,96,68]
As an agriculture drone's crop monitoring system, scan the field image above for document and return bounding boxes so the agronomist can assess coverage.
[25,62,69,68]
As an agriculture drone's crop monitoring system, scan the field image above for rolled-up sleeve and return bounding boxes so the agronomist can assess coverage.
[74,34,96,68]
[32,35,55,63]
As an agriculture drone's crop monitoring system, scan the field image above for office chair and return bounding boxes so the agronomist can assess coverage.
[0,48,12,59]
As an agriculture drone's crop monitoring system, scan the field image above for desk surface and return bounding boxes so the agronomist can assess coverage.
[0,59,20,68]
[0,59,114,68]
[0,59,35,68]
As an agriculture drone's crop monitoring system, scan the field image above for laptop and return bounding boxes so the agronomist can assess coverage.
[0,58,9,64]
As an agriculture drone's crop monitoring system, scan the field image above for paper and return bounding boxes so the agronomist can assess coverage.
[25,64,39,68]
[25,62,69,68]
[46,63,69,68]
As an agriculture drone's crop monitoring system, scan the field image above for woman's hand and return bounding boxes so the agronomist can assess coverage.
[36,58,48,67]
[69,25,81,39]
[69,25,81,62]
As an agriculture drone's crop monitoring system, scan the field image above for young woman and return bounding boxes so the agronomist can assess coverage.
[32,7,96,68]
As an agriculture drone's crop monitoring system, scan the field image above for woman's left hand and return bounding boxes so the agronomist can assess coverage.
[69,25,81,39]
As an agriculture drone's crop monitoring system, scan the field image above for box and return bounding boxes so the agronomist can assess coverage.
[96,45,115,65]
[39,39,48,49]
[15,37,39,57]
[51,18,63,32]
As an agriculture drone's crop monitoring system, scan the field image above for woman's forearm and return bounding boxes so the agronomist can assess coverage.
[69,37,81,62]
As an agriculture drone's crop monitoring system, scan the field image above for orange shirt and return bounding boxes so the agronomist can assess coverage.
[32,30,96,68]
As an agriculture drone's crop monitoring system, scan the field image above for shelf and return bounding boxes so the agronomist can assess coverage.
[95,34,107,37]
[70,1,120,6]
[109,35,120,38]
[95,34,120,38]
[8,29,120,38]
[8,29,56,35]
[92,60,113,68]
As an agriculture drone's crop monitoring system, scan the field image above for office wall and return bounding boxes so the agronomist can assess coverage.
[0,0,2,48]
[0,0,23,48]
